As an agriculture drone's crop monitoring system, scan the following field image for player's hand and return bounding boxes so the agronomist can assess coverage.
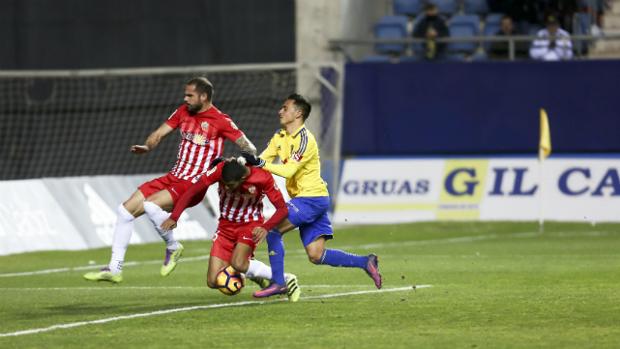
[130,145,150,154]
[252,226,268,244]
[241,151,265,167]
[161,218,177,231]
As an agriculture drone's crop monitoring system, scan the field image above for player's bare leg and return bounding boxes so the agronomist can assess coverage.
[144,189,183,276]
[206,255,230,289]
[83,190,146,283]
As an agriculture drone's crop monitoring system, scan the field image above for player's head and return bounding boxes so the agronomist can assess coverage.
[279,93,311,126]
[221,159,249,191]
[184,77,214,114]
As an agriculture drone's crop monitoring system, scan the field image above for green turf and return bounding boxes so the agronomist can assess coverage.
[1,222,619,348]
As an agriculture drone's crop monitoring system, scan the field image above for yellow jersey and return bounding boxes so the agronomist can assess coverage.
[260,125,329,198]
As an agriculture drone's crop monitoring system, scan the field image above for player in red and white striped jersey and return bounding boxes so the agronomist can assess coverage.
[84,77,257,283]
[161,158,289,292]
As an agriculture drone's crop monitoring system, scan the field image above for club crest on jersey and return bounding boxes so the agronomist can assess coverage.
[193,134,207,145]
[201,121,209,131]
[248,185,256,194]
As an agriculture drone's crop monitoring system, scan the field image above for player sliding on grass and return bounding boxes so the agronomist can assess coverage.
[242,94,382,299]
[160,158,301,301]
[84,77,257,283]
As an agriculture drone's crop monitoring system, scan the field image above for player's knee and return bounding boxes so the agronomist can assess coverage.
[307,250,323,264]
[230,259,248,273]
[117,204,137,221]
[206,275,218,289]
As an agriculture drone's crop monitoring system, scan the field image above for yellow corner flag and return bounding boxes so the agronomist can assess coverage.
[539,108,552,161]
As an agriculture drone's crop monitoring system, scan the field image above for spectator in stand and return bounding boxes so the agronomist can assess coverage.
[413,3,450,60]
[489,15,529,60]
[530,15,574,61]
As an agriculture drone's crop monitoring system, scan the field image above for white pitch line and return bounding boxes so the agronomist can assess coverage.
[0,231,543,278]
[4,229,604,278]
[0,284,384,291]
[0,255,210,278]
[0,285,429,337]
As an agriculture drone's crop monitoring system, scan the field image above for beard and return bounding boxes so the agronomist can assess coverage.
[187,102,202,114]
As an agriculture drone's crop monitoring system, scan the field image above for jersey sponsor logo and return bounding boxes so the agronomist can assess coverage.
[201,121,209,131]
[180,130,210,145]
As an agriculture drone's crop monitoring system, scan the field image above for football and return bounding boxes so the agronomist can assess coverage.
[215,266,245,296]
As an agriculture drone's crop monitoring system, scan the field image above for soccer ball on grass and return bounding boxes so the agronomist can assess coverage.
[215,265,245,296]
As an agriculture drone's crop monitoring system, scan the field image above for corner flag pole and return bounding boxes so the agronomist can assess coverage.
[538,109,552,233]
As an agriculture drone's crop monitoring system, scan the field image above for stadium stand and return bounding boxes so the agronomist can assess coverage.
[448,14,481,57]
[434,0,459,16]
[372,15,409,57]
[463,0,489,15]
[393,0,424,17]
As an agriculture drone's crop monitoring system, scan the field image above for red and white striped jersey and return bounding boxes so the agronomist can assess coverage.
[169,162,287,231]
[165,104,243,181]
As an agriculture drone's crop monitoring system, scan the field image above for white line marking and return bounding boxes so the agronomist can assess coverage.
[0,255,210,278]
[2,230,609,278]
[0,285,430,337]
[0,284,390,291]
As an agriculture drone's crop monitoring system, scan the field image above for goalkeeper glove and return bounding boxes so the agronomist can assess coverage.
[241,151,265,167]
[209,157,225,169]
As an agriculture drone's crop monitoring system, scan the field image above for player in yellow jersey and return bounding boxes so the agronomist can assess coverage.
[242,94,382,298]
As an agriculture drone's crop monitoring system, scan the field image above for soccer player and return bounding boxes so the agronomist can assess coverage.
[242,94,382,298]
[84,77,257,283]
[160,158,301,301]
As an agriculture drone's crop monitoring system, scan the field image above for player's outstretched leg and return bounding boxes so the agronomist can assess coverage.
[246,259,272,289]
[253,230,288,298]
[313,247,383,289]
[143,201,184,276]
[84,203,135,283]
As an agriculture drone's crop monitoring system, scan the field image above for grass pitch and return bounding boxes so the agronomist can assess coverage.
[1,222,619,348]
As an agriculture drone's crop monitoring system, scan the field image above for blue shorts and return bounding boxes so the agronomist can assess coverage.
[286,196,333,247]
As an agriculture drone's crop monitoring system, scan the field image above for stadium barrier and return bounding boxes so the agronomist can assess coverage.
[0,174,289,256]
[333,156,620,224]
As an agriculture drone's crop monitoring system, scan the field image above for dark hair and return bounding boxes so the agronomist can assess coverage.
[287,93,311,121]
[222,160,247,183]
[186,77,214,101]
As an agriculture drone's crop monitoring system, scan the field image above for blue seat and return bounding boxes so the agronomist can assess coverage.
[434,0,458,16]
[374,15,409,55]
[448,15,481,54]
[483,14,504,50]
[463,0,489,15]
[393,0,424,16]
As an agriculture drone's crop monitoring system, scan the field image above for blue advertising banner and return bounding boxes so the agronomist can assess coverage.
[343,60,620,155]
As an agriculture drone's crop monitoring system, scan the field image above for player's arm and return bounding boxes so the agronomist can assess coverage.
[234,134,257,155]
[252,176,288,244]
[259,135,279,163]
[161,165,221,230]
[262,138,317,178]
[131,122,174,154]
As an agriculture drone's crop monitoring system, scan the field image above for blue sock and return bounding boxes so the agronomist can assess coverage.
[266,230,286,285]
[320,249,368,269]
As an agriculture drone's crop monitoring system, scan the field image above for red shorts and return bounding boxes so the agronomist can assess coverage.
[210,220,262,262]
[138,173,200,205]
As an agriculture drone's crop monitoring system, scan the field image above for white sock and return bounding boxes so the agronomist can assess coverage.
[143,201,179,250]
[246,259,272,280]
[109,204,135,274]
